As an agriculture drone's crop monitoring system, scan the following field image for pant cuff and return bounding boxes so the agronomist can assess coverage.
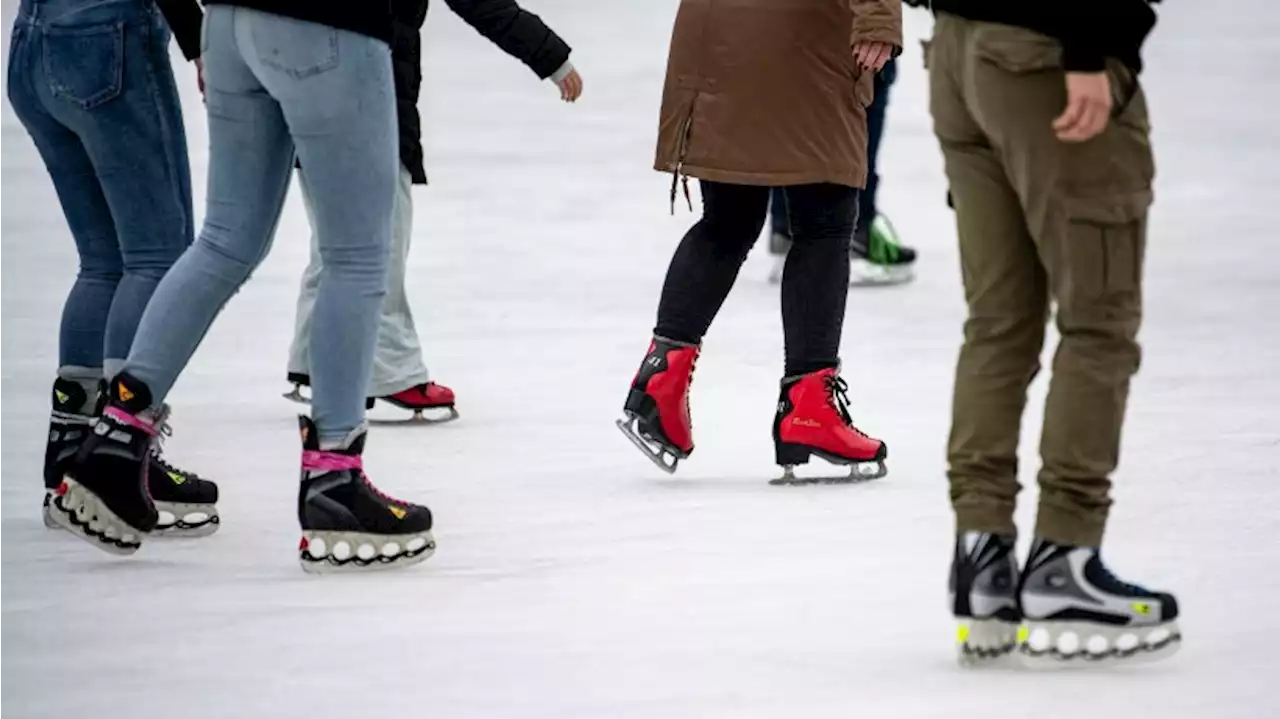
[1034,506,1106,548]
[954,505,1018,539]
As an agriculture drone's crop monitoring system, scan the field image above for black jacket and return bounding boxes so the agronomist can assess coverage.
[395,0,573,183]
[922,0,1159,73]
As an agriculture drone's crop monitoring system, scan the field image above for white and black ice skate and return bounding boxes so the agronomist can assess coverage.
[1019,539,1181,666]
[297,416,435,573]
[951,531,1021,665]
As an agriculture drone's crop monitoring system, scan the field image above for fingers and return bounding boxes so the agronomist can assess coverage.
[1052,94,1088,137]
[853,42,893,72]
[1053,94,1110,142]
[558,70,583,103]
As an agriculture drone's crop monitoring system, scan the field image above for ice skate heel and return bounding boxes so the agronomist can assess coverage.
[950,531,1021,666]
[283,372,310,403]
[296,416,435,574]
[1018,540,1182,667]
[617,337,698,474]
[769,368,887,485]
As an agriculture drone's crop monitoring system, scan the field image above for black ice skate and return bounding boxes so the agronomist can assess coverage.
[43,377,102,528]
[1019,539,1181,666]
[296,416,435,573]
[283,373,377,411]
[49,375,163,555]
[950,531,1020,665]
[148,428,220,537]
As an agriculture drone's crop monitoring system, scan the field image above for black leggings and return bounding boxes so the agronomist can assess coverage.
[654,180,859,376]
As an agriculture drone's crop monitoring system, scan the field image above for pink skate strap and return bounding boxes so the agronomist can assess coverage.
[302,450,363,472]
[104,406,158,436]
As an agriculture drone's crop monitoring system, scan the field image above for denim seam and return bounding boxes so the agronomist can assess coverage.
[140,15,187,241]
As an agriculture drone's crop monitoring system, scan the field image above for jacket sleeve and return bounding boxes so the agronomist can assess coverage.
[849,0,903,50]
[444,0,572,80]
[155,0,203,61]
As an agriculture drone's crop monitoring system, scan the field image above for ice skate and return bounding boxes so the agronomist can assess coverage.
[43,377,101,528]
[48,374,164,556]
[148,426,220,537]
[1018,539,1181,667]
[617,336,698,473]
[296,416,435,573]
[951,531,1021,666]
[375,382,459,423]
[849,216,916,287]
[770,367,887,485]
[283,371,311,403]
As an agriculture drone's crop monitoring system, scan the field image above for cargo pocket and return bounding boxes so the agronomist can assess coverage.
[1059,193,1149,313]
[43,22,123,109]
[250,15,338,79]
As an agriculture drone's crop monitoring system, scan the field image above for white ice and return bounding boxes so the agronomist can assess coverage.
[3,2,1280,717]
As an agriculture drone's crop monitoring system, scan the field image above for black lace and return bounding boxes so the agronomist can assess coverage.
[823,374,870,437]
[1092,554,1151,595]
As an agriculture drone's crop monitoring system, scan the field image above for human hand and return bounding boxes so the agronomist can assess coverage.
[556,68,583,103]
[1053,71,1112,142]
[852,41,894,72]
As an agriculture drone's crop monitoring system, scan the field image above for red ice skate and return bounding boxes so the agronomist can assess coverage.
[771,367,887,485]
[617,336,698,473]
[378,382,459,423]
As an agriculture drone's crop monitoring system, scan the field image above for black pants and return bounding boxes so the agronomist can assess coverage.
[654,180,859,376]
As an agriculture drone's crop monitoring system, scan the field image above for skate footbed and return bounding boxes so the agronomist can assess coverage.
[299,530,436,572]
[1019,620,1182,664]
[50,478,148,555]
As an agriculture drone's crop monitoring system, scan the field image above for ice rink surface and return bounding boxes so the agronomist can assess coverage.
[3,2,1279,717]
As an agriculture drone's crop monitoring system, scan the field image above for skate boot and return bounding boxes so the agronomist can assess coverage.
[297,416,435,573]
[849,215,916,287]
[43,377,103,527]
[376,382,459,423]
[284,372,376,410]
[951,531,1021,665]
[148,429,220,537]
[1019,539,1181,666]
[771,367,887,484]
[48,374,163,555]
[616,336,698,473]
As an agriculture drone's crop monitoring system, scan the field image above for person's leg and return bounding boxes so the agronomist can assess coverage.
[122,5,295,406]
[778,183,858,375]
[286,170,324,381]
[368,166,430,397]
[654,181,770,343]
[239,11,397,443]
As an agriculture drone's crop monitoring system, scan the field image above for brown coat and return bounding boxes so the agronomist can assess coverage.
[654,0,903,193]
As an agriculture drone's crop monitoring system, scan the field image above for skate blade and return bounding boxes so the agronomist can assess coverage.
[1018,620,1182,668]
[283,385,310,404]
[153,501,221,538]
[615,416,683,474]
[849,261,915,287]
[299,530,436,574]
[770,457,887,486]
[49,478,149,556]
[956,619,1019,667]
[371,404,460,425]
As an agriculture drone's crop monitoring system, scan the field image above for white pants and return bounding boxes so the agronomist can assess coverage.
[287,166,430,397]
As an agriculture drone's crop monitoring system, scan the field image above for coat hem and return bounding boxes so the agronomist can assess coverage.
[656,163,864,190]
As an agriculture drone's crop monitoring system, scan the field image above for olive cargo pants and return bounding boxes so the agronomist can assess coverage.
[929,13,1155,547]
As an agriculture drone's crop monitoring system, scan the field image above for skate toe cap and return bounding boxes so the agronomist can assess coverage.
[1157,592,1179,621]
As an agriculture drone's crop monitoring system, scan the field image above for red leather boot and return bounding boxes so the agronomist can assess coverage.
[617,336,698,473]
[772,367,887,484]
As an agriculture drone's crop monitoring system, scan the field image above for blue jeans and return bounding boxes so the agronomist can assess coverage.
[7,0,193,372]
[124,6,397,442]
[771,57,898,242]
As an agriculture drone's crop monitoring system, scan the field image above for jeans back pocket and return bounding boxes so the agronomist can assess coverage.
[250,14,338,79]
[42,21,124,109]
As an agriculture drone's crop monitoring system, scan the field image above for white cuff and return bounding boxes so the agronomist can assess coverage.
[550,60,574,83]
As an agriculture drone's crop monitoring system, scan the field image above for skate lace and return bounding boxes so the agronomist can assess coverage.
[301,450,409,507]
[824,375,870,438]
[1093,555,1150,595]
